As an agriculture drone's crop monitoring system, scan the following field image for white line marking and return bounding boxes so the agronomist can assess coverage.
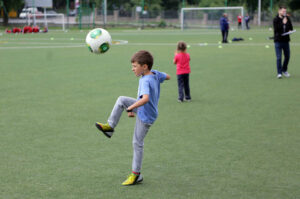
[1,42,300,50]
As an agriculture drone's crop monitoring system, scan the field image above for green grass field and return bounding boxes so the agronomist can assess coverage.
[0,28,299,199]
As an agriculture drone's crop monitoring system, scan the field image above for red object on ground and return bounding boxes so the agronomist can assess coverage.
[32,26,40,33]
[13,28,22,33]
[23,26,33,33]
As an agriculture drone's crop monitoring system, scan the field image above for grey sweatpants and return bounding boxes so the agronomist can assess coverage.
[107,96,151,173]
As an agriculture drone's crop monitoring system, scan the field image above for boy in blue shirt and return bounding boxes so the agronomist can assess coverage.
[95,50,170,186]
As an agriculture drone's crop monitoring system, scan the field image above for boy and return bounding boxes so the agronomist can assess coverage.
[95,50,170,185]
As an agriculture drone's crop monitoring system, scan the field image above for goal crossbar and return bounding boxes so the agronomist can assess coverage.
[181,6,244,30]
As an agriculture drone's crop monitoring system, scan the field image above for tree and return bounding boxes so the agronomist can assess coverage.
[289,0,300,10]
[198,0,226,7]
[161,0,180,10]
[2,0,23,26]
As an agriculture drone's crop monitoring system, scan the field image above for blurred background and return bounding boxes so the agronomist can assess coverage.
[1,0,300,30]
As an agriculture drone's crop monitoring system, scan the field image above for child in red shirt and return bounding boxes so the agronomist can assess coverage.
[237,14,242,28]
[173,41,191,102]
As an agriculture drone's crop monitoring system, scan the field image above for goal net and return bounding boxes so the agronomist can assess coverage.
[181,7,245,30]
[27,13,65,31]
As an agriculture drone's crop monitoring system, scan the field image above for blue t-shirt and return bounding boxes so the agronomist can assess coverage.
[137,70,167,124]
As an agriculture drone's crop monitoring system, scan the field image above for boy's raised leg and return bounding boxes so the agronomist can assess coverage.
[96,96,136,138]
[108,96,136,128]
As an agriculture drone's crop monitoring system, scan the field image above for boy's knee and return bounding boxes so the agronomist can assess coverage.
[116,96,126,104]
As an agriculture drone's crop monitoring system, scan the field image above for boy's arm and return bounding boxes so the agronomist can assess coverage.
[127,94,149,112]
[165,74,171,80]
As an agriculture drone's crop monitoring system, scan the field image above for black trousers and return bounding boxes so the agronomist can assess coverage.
[221,30,228,43]
[177,74,191,101]
[246,21,250,29]
[275,42,290,74]
[238,22,242,28]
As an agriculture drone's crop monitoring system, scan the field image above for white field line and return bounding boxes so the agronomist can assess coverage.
[0,31,272,38]
[1,42,300,50]
[0,29,276,35]
[0,45,85,49]
[0,38,84,41]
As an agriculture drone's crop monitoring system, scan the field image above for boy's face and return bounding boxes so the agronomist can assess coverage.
[131,61,147,77]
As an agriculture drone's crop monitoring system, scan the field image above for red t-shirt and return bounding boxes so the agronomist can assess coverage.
[237,16,242,23]
[174,52,191,75]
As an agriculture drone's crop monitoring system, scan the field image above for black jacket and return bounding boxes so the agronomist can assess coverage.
[273,14,293,42]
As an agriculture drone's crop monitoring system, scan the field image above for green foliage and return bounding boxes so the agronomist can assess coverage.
[31,0,300,13]
[158,19,167,27]
[199,0,226,7]
[3,0,22,10]
[1,0,23,25]
[289,0,300,10]
[161,0,180,10]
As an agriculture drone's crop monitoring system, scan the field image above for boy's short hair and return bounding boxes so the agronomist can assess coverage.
[177,41,187,51]
[131,50,153,70]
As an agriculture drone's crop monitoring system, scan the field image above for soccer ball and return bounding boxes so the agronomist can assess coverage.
[86,28,112,54]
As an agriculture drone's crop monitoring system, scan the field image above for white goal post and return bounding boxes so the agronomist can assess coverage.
[27,13,65,31]
[181,7,245,30]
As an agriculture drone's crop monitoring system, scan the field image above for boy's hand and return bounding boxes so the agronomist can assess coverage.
[126,108,135,117]
[128,112,135,117]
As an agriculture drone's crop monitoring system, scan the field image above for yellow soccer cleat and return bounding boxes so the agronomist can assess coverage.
[122,173,143,186]
[95,122,114,138]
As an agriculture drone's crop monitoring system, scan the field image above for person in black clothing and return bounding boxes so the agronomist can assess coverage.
[244,14,250,30]
[220,13,229,43]
[273,6,293,79]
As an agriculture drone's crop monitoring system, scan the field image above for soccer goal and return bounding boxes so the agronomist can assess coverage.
[27,13,65,31]
[181,7,245,30]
